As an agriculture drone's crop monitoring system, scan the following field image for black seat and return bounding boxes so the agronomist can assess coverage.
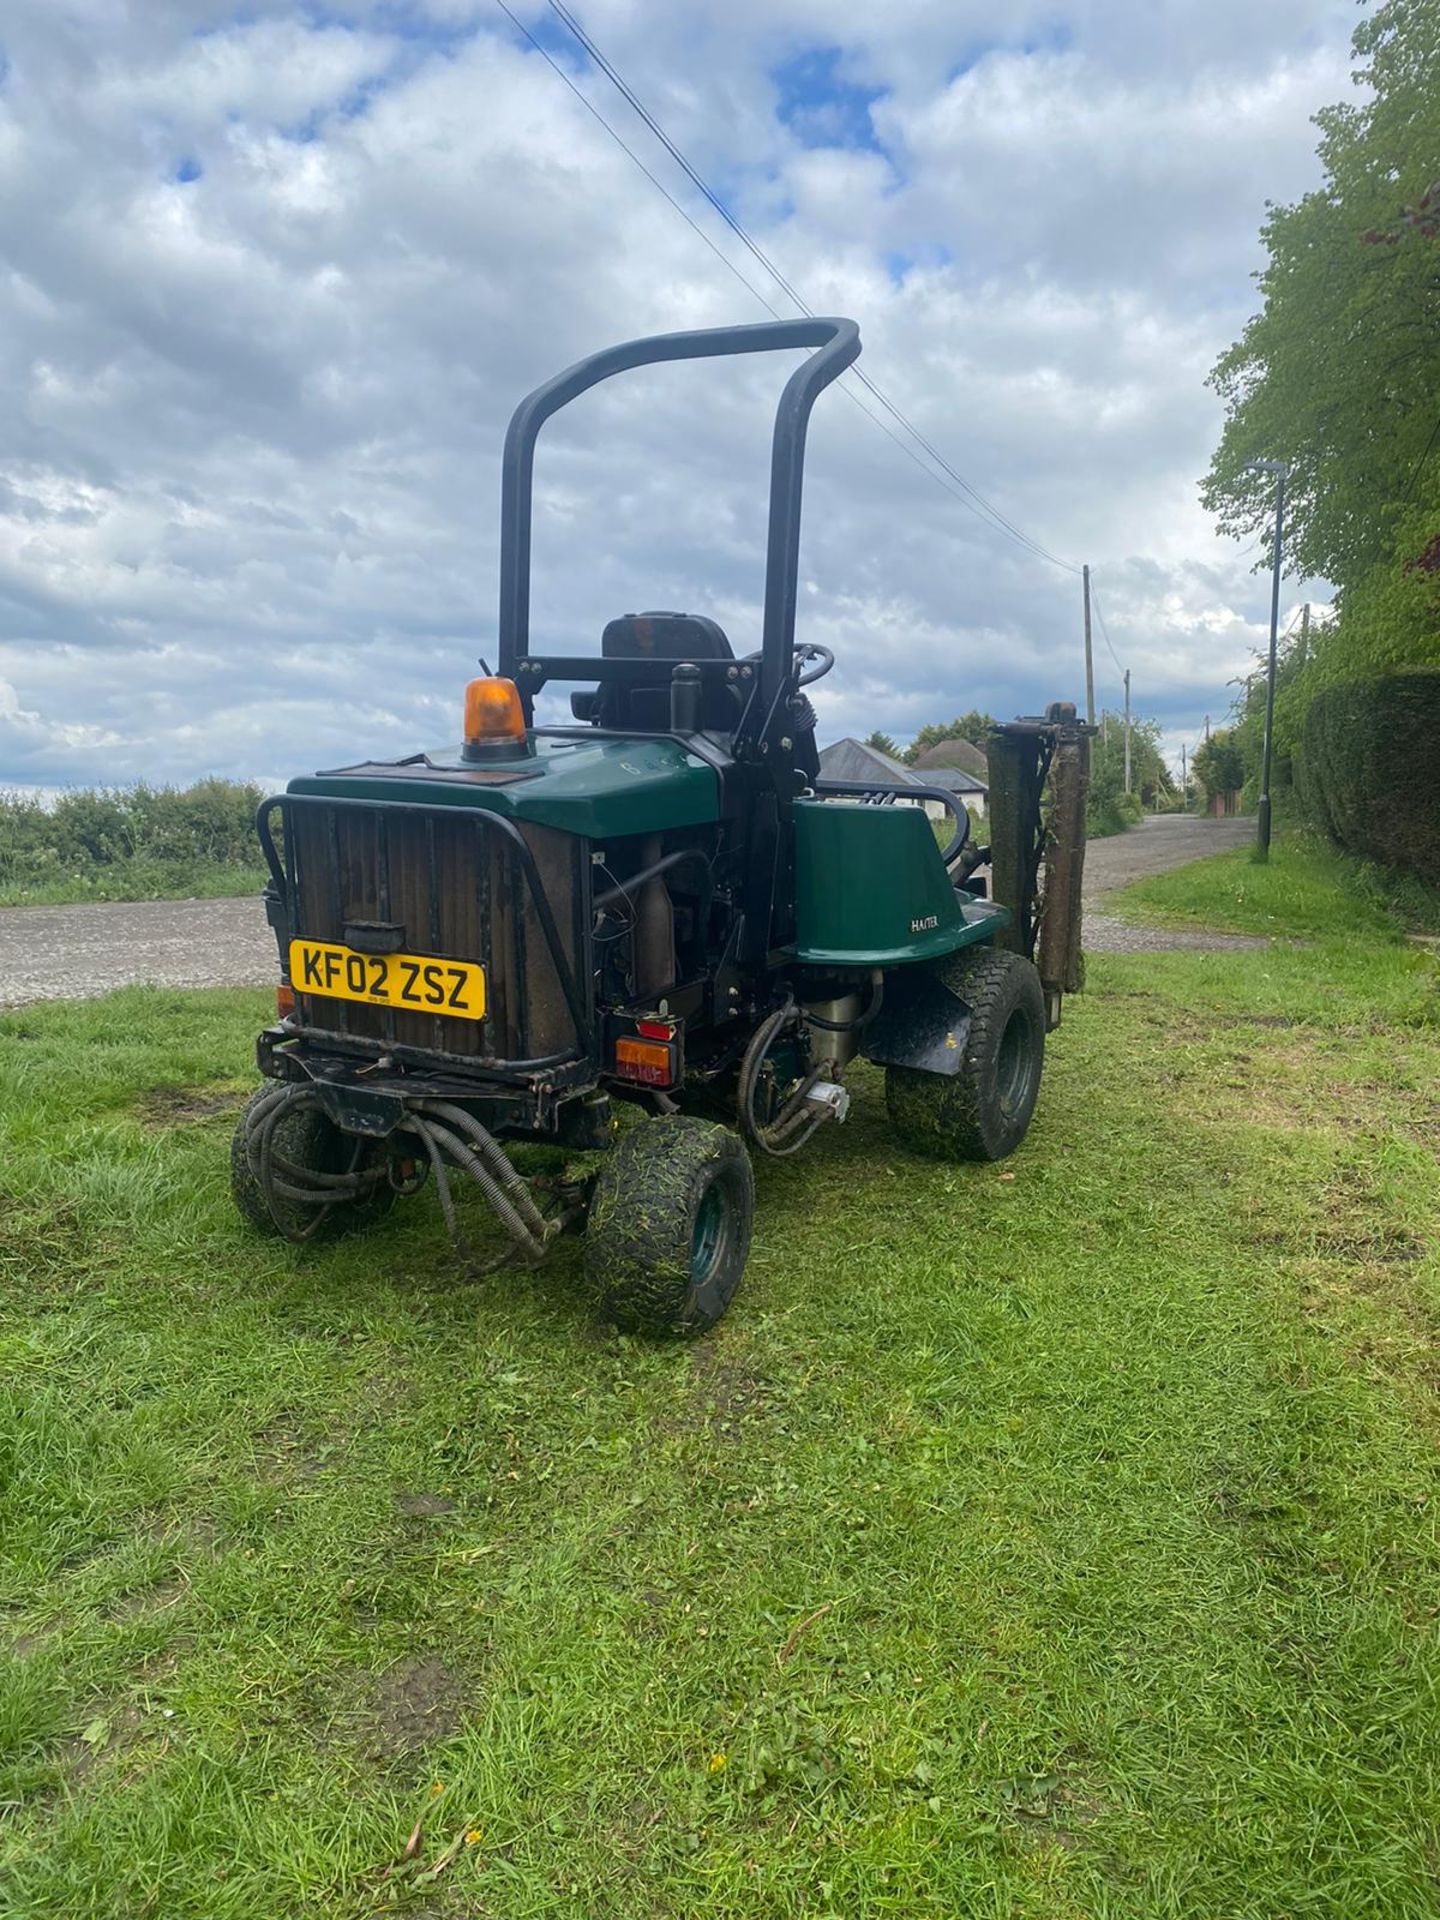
[572,611,741,731]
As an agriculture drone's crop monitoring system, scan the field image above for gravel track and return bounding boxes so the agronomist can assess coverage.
[0,814,1261,1006]
[0,896,274,1009]
[1080,815,1265,954]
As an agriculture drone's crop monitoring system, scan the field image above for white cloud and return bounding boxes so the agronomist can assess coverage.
[0,1,1346,789]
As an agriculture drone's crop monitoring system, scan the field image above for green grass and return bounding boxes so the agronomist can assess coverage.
[1111,829,1440,942]
[0,860,268,909]
[2,880,1440,1913]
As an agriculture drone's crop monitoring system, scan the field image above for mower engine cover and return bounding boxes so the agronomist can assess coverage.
[291,731,720,839]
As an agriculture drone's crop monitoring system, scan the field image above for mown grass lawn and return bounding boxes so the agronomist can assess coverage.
[2,851,1439,1917]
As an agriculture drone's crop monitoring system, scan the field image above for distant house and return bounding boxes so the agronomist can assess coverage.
[816,736,917,788]
[919,763,988,820]
[911,737,990,782]
[817,737,988,824]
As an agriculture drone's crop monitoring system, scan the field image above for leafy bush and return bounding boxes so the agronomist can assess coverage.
[0,780,268,905]
[1087,789,1144,838]
[1085,723,1157,836]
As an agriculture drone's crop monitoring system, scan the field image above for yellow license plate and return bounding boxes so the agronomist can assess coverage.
[290,939,486,1019]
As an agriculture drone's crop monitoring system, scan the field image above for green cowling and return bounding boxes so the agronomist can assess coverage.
[791,797,1006,965]
[288,734,719,839]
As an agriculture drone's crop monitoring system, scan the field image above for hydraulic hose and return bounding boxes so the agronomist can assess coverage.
[737,1000,834,1160]
[242,1080,557,1273]
[246,1084,386,1242]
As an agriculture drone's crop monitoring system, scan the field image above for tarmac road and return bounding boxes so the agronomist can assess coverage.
[0,814,1262,1008]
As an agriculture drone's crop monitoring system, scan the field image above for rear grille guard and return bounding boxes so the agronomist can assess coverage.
[258,792,595,1081]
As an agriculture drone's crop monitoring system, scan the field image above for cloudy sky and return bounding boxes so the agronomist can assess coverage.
[0,0,1354,791]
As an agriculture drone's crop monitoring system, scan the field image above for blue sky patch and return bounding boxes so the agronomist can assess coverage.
[173,157,203,184]
[773,46,884,155]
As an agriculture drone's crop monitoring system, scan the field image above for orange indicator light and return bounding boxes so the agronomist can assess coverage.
[614,1036,674,1086]
[462,675,526,753]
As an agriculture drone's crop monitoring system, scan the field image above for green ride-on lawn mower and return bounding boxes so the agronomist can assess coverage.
[234,316,1090,1335]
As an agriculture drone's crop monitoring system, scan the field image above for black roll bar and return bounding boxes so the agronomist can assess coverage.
[496,317,861,729]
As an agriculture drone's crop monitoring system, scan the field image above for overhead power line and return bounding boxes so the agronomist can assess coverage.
[485,5,1037,544]
[496,0,1082,577]
[1087,580,1125,677]
[542,0,1081,574]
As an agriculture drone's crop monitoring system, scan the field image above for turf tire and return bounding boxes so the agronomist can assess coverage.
[885,948,1045,1162]
[230,1085,395,1239]
[585,1116,754,1337]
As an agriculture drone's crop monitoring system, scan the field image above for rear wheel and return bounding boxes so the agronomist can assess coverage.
[585,1116,754,1336]
[230,1085,396,1239]
[885,949,1045,1162]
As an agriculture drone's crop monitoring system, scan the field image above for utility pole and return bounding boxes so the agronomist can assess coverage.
[1246,459,1289,863]
[1298,601,1310,666]
[1180,741,1187,813]
[1123,669,1132,795]
[1204,714,1210,743]
[1082,564,1095,727]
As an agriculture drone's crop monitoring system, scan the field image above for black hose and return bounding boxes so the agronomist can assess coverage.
[412,1100,552,1241]
[403,1115,486,1273]
[407,1112,549,1259]
[246,1084,384,1243]
[737,1001,832,1160]
[801,974,885,1034]
[242,1080,555,1272]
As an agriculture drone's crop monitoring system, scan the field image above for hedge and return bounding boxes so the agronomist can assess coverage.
[1296,671,1440,884]
[0,779,267,901]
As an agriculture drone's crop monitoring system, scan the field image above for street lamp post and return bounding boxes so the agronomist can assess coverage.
[1246,459,1289,863]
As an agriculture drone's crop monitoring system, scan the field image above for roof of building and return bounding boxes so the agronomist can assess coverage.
[918,763,988,795]
[816,738,919,787]
[911,736,990,781]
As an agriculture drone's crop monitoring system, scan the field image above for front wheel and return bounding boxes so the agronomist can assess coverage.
[885,949,1045,1161]
[584,1117,754,1336]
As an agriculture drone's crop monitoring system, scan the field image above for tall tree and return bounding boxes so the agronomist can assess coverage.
[1192,730,1246,801]
[1202,0,1440,601]
[903,711,995,763]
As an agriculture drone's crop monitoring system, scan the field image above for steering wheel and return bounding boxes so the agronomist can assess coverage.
[793,642,834,687]
[741,642,834,687]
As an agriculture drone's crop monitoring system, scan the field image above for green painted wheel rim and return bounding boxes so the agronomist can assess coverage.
[690,1185,727,1288]
[996,1006,1037,1118]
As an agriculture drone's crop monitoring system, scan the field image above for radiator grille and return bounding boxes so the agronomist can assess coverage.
[285,802,584,1064]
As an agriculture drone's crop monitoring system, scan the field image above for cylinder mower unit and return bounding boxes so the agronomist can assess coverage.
[236,316,1089,1337]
